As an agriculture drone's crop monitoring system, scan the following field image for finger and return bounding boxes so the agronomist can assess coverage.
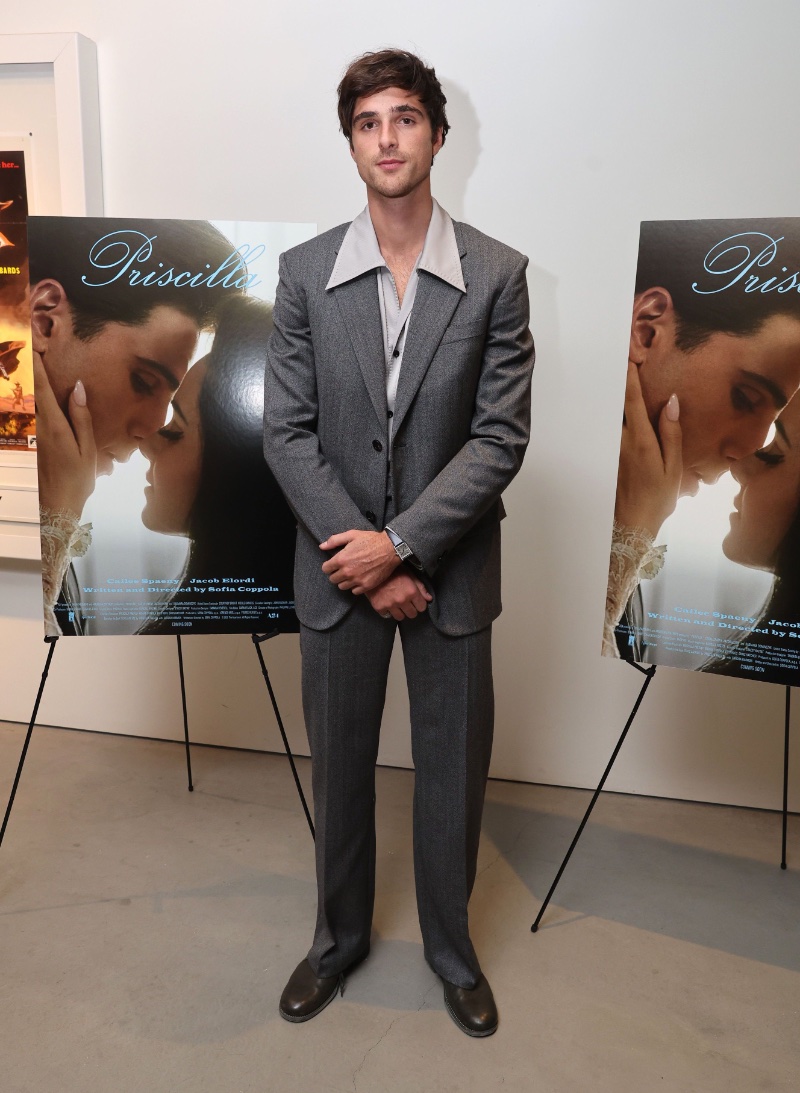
[410,589,428,612]
[658,394,683,484]
[68,381,96,460]
[319,530,357,550]
[400,602,419,619]
[412,577,433,601]
[321,557,342,574]
[390,606,405,621]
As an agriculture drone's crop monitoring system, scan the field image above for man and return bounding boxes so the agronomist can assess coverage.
[27,217,237,634]
[264,50,534,1036]
[605,218,800,657]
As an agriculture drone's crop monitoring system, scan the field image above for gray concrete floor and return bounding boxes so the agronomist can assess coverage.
[1,722,798,1093]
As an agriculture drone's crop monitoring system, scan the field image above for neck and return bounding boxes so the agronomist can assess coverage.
[367,182,433,259]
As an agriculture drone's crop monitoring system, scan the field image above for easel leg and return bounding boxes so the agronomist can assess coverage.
[0,637,58,848]
[252,634,315,840]
[531,662,657,932]
[781,686,791,870]
[176,636,194,792]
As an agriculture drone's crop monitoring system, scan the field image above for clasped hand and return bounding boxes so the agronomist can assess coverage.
[319,528,432,619]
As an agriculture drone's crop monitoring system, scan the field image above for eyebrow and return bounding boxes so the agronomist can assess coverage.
[740,370,789,410]
[352,104,425,125]
[135,356,181,392]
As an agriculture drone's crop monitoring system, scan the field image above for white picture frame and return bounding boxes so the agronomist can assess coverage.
[0,32,103,559]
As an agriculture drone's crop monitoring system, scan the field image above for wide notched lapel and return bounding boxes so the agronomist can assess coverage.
[332,273,387,426]
[390,271,464,438]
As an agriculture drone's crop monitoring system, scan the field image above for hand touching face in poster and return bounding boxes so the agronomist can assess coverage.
[138,359,206,535]
[631,290,800,501]
[31,280,197,515]
[723,393,800,571]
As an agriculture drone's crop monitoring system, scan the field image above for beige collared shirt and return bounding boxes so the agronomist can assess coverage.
[326,199,466,421]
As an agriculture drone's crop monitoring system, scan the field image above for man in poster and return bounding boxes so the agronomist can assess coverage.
[264,49,534,1036]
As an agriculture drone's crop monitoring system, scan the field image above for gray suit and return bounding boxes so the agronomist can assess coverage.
[264,217,534,987]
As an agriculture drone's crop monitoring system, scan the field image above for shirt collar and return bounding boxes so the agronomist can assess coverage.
[326,199,465,293]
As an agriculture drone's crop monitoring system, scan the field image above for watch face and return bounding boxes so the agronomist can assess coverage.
[396,542,412,560]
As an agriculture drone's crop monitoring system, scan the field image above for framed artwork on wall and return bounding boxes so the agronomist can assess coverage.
[0,32,102,560]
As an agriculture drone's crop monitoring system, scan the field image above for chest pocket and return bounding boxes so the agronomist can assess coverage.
[438,319,486,346]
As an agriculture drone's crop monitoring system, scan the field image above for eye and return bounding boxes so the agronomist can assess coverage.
[131,371,157,396]
[754,448,785,467]
[731,386,759,413]
[158,423,183,442]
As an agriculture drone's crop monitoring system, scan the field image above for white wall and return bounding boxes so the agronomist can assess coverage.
[1,0,799,811]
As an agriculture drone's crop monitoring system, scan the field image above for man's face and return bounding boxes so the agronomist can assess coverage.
[636,305,800,496]
[39,298,199,475]
[349,87,443,201]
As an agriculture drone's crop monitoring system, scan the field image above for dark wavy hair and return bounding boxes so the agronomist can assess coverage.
[636,218,800,352]
[145,295,297,634]
[28,217,239,340]
[337,49,449,146]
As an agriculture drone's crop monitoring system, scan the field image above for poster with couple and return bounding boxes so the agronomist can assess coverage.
[29,215,315,636]
[603,217,800,687]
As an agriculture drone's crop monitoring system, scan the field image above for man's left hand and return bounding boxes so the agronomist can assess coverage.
[320,529,400,593]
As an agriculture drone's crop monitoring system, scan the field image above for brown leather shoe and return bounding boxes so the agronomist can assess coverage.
[279,959,342,1023]
[443,973,498,1037]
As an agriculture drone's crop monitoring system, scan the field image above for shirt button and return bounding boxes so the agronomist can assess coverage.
[392,349,400,358]
[386,495,392,504]
[387,410,393,418]
[365,510,376,524]
[373,439,383,452]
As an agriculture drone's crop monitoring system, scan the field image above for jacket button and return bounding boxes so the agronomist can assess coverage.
[365,510,376,524]
[373,439,383,452]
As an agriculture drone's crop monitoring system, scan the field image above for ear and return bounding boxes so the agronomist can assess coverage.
[629,287,674,364]
[431,126,444,160]
[30,279,71,357]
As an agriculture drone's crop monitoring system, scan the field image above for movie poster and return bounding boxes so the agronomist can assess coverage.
[0,151,35,451]
[29,217,315,637]
[603,219,800,686]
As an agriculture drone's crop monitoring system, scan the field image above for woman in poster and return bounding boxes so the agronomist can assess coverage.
[139,294,297,634]
[705,393,800,681]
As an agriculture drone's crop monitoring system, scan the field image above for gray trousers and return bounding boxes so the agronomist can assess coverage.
[300,597,494,989]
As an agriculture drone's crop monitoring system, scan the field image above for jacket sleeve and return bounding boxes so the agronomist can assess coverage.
[389,255,534,575]
[263,251,375,543]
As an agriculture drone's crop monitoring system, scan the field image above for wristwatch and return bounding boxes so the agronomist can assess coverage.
[384,526,424,571]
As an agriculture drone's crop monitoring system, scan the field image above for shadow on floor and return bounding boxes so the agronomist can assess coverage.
[482,798,800,972]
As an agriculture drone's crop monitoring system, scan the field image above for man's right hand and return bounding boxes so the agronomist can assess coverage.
[366,570,433,621]
[33,353,97,519]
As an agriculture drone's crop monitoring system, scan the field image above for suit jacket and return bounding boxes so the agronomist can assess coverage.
[263,217,535,636]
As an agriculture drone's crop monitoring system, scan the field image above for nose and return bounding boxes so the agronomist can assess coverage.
[378,120,397,151]
[133,397,171,442]
[138,432,156,460]
[730,452,758,484]
[722,414,774,462]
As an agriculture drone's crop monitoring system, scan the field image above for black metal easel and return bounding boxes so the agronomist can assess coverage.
[532,668,795,933]
[782,686,792,870]
[2,632,314,847]
[0,636,58,848]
